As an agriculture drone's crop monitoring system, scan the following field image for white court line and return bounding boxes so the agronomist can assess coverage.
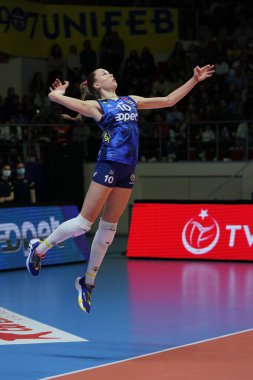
[40,327,253,379]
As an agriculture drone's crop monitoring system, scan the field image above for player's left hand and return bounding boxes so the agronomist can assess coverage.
[60,114,75,120]
[193,65,215,82]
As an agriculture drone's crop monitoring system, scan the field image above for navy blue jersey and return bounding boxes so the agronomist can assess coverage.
[96,96,139,165]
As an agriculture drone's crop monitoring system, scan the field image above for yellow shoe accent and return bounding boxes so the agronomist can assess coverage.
[78,296,86,311]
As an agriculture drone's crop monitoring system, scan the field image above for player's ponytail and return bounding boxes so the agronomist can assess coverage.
[80,70,100,101]
[80,80,89,100]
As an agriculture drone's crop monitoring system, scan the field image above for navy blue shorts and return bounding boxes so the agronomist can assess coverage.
[92,161,136,188]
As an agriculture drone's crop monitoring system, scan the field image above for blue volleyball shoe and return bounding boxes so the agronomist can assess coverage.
[75,277,95,314]
[26,238,42,276]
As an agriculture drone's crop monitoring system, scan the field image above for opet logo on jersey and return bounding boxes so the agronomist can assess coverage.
[182,209,253,255]
[115,103,138,122]
[0,217,60,254]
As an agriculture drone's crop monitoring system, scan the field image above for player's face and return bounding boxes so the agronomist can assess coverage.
[94,69,118,91]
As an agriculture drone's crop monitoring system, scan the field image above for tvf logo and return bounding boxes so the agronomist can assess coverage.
[182,209,253,255]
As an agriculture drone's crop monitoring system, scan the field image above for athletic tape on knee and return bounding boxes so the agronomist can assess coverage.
[65,213,92,237]
[94,219,117,246]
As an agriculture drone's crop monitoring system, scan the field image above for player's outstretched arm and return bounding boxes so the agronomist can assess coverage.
[48,79,102,121]
[132,65,215,110]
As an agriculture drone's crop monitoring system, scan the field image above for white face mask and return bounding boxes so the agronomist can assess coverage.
[17,168,25,176]
[3,170,11,177]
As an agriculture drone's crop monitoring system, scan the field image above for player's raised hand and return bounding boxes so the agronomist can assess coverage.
[49,78,69,95]
[193,65,215,82]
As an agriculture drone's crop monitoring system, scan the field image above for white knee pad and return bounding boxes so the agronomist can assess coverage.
[65,213,92,237]
[94,219,117,246]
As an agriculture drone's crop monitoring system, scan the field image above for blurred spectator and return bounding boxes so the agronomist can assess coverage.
[13,161,36,204]
[166,104,184,124]
[225,80,240,104]
[226,65,247,91]
[207,2,228,37]
[209,82,221,107]
[226,39,242,64]
[79,39,97,78]
[53,119,71,144]
[0,123,9,159]
[139,47,156,79]
[235,121,248,148]
[33,92,51,121]
[29,72,45,99]
[215,54,230,76]
[246,38,253,71]
[6,116,23,159]
[15,104,28,124]
[233,18,253,49]
[138,113,149,161]
[199,125,215,160]
[183,103,199,124]
[169,41,186,68]
[200,104,216,121]
[228,91,245,119]
[152,73,171,96]
[22,125,41,162]
[0,96,4,122]
[4,86,15,106]
[167,125,178,162]
[166,70,184,94]
[121,50,141,92]
[153,112,168,160]
[48,44,65,85]
[99,33,114,70]
[21,94,37,122]
[66,45,81,82]
[197,38,212,62]
[98,32,124,81]
[110,31,125,78]
[244,79,253,118]
[71,120,91,159]
[248,121,253,147]
[185,43,198,66]
[2,87,19,121]
[0,163,14,203]
[214,99,233,121]
[220,125,232,159]
[124,74,141,95]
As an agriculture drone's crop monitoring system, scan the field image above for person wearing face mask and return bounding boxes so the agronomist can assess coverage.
[13,162,36,204]
[0,164,14,203]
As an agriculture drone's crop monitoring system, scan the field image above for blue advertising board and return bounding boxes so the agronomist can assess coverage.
[0,205,90,270]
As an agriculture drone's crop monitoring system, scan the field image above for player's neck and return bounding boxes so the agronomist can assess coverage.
[100,90,118,100]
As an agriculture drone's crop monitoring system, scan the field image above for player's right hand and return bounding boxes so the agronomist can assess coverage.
[49,78,69,95]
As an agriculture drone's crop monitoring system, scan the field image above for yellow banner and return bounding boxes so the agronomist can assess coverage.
[0,0,178,58]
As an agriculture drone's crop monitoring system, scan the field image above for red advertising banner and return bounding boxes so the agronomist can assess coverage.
[126,202,253,261]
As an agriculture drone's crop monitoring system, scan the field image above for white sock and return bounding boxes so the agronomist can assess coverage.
[85,220,117,285]
[36,214,92,256]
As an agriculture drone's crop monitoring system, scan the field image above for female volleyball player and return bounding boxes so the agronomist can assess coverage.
[26,65,214,313]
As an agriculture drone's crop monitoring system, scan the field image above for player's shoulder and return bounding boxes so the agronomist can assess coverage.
[122,95,139,104]
[128,95,141,103]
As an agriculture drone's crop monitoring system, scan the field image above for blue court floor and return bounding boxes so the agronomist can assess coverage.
[1,253,253,379]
